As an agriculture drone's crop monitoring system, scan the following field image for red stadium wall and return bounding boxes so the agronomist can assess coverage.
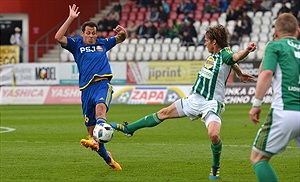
[0,0,108,62]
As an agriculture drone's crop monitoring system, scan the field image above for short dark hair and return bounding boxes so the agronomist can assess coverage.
[81,21,98,32]
[205,24,229,48]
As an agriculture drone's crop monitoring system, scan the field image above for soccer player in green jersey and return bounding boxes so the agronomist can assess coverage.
[249,13,300,182]
[111,24,257,180]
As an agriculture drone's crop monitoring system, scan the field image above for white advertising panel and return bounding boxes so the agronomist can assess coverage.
[14,63,59,85]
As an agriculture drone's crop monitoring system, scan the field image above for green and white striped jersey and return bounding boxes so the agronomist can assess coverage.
[262,38,300,111]
[192,47,235,103]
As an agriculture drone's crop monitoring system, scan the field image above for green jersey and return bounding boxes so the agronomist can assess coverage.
[262,38,300,111]
[192,47,235,103]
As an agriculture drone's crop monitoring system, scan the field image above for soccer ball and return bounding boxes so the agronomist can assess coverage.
[93,123,114,143]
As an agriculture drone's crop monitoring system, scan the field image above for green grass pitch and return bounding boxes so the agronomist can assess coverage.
[0,104,299,182]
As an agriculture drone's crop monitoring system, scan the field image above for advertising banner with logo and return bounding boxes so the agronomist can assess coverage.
[0,84,272,105]
[0,64,14,86]
[13,63,59,85]
[127,61,205,84]
[0,45,19,64]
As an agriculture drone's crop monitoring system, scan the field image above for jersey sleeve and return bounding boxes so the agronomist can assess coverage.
[222,47,235,65]
[102,36,116,51]
[261,42,277,72]
[62,37,78,54]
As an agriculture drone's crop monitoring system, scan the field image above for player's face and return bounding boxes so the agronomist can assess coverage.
[205,36,214,53]
[82,26,97,45]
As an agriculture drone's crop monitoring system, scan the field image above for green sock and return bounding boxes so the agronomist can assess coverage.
[211,140,222,167]
[127,113,163,132]
[254,160,278,182]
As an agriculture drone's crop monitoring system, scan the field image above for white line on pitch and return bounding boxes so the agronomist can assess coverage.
[0,126,16,133]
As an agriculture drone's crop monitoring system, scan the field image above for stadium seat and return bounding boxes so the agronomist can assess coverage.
[196,45,204,52]
[172,37,181,44]
[130,38,138,44]
[250,34,259,42]
[147,38,155,44]
[144,44,153,52]
[178,13,185,20]
[259,33,269,43]
[247,51,256,61]
[161,52,168,60]
[117,52,126,61]
[194,51,202,60]
[167,51,176,60]
[135,51,142,61]
[137,12,145,21]
[252,17,262,25]
[170,44,178,52]
[110,44,119,53]
[188,46,196,52]
[163,38,172,44]
[109,52,117,61]
[153,43,161,52]
[142,52,151,61]
[260,24,270,34]
[179,46,187,52]
[261,17,271,25]
[119,44,128,52]
[202,13,211,22]
[231,45,240,53]
[254,11,263,18]
[258,42,267,51]
[127,44,136,53]
[161,44,170,52]
[126,52,134,61]
[136,45,145,52]
[150,52,160,61]
[256,49,264,60]
[263,11,272,17]
[194,13,203,21]
[242,36,250,42]
[210,20,218,26]
[108,31,115,37]
[201,20,209,28]
[176,51,185,60]
[129,13,137,21]
[170,12,177,20]
[139,38,147,44]
[202,51,210,59]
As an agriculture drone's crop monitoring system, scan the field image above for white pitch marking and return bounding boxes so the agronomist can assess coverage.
[0,126,16,133]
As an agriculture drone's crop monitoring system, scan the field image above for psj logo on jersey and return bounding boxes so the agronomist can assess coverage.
[35,67,56,80]
[80,45,103,53]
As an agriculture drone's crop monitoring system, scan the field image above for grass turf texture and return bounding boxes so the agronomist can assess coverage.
[0,104,299,182]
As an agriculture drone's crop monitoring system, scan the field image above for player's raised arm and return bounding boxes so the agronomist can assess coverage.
[232,42,257,62]
[113,25,127,44]
[55,4,80,46]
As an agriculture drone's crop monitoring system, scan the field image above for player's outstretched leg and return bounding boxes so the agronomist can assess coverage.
[110,113,163,136]
[110,122,134,136]
[97,143,122,170]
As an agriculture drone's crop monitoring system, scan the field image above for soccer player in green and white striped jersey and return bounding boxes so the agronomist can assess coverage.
[111,25,257,180]
[249,13,300,182]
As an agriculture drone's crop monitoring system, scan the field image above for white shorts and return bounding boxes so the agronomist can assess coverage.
[174,93,225,128]
[253,109,300,157]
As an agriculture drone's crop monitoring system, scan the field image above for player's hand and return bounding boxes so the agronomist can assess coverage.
[69,4,80,19]
[113,25,126,34]
[247,42,257,52]
[238,72,255,83]
[249,107,261,124]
